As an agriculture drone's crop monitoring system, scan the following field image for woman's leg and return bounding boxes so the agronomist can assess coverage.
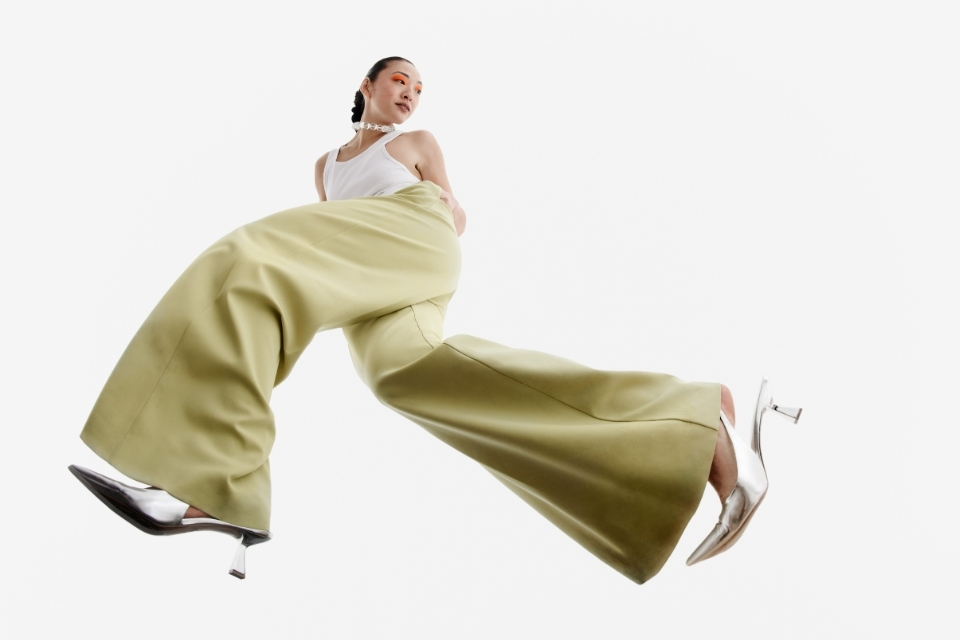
[80,183,461,530]
[345,299,720,584]
[708,385,739,502]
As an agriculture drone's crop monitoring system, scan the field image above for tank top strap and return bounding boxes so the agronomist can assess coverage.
[375,129,404,148]
[377,129,403,144]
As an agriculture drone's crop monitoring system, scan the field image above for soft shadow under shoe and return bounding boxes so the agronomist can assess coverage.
[68,464,271,578]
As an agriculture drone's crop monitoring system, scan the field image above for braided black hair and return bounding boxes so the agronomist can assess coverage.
[351,56,413,124]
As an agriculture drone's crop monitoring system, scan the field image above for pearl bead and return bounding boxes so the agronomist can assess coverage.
[353,121,395,133]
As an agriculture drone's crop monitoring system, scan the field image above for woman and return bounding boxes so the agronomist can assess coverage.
[70,56,802,583]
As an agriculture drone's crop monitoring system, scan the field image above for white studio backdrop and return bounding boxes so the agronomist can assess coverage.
[1,1,957,638]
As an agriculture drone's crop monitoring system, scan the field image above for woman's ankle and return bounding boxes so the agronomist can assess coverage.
[709,422,737,501]
[709,384,738,501]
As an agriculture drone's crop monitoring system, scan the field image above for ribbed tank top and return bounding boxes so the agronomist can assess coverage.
[323,130,421,201]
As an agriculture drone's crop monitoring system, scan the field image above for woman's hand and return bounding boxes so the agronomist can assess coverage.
[440,189,467,236]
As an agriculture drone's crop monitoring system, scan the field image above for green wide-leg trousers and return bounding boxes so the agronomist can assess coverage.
[81,181,719,583]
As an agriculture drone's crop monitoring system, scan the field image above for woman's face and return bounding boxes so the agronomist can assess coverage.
[361,60,422,125]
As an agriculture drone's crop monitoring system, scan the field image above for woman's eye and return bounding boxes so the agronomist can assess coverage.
[392,75,406,85]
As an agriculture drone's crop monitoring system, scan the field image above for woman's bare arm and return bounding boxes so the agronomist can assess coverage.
[403,130,467,236]
[314,153,329,202]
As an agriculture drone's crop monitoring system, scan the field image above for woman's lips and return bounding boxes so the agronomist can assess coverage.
[396,103,410,113]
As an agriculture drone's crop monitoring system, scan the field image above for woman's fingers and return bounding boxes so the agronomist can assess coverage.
[439,189,458,211]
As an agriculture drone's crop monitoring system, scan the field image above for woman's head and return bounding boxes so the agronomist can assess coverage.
[351,57,421,127]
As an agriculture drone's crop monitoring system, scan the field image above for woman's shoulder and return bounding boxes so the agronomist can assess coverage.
[396,129,440,148]
[315,151,331,174]
[314,151,332,201]
[392,130,443,164]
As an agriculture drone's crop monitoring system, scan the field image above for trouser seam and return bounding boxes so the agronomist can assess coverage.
[104,256,245,461]
[441,342,718,431]
[410,305,438,350]
[298,207,405,256]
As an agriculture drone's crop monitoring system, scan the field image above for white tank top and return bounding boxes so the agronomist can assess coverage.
[323,130,421,201]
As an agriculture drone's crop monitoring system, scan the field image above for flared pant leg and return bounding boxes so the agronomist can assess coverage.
[345,300,720,584]
[81,182,461,531]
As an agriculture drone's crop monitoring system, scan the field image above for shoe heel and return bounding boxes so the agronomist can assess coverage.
[771,404,802,423]
[228,530,268,580]
[752,377,803,459]
[229,540,248,580]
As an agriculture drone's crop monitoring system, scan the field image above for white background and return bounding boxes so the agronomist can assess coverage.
[2,1,958,637]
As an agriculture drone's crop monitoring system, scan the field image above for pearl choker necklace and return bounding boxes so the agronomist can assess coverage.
[353,121,395,133]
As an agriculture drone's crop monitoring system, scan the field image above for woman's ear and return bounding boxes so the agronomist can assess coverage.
[359,77,372,100]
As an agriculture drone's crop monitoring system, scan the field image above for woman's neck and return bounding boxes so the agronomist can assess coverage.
[341,129,386,155]
[351,128,389,146]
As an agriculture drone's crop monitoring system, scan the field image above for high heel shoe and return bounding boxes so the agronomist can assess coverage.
[686,376,802,566]
[67,464,271,579]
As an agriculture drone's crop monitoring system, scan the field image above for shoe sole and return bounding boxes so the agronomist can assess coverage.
[68,465,271,543]
[69,464,175,536]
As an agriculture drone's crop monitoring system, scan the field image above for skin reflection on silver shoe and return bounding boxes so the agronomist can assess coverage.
[686,377,802,566]
[67,465,271,579]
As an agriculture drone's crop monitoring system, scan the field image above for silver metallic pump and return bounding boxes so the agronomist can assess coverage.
[68,465,271,579]
[686,376,802,565]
